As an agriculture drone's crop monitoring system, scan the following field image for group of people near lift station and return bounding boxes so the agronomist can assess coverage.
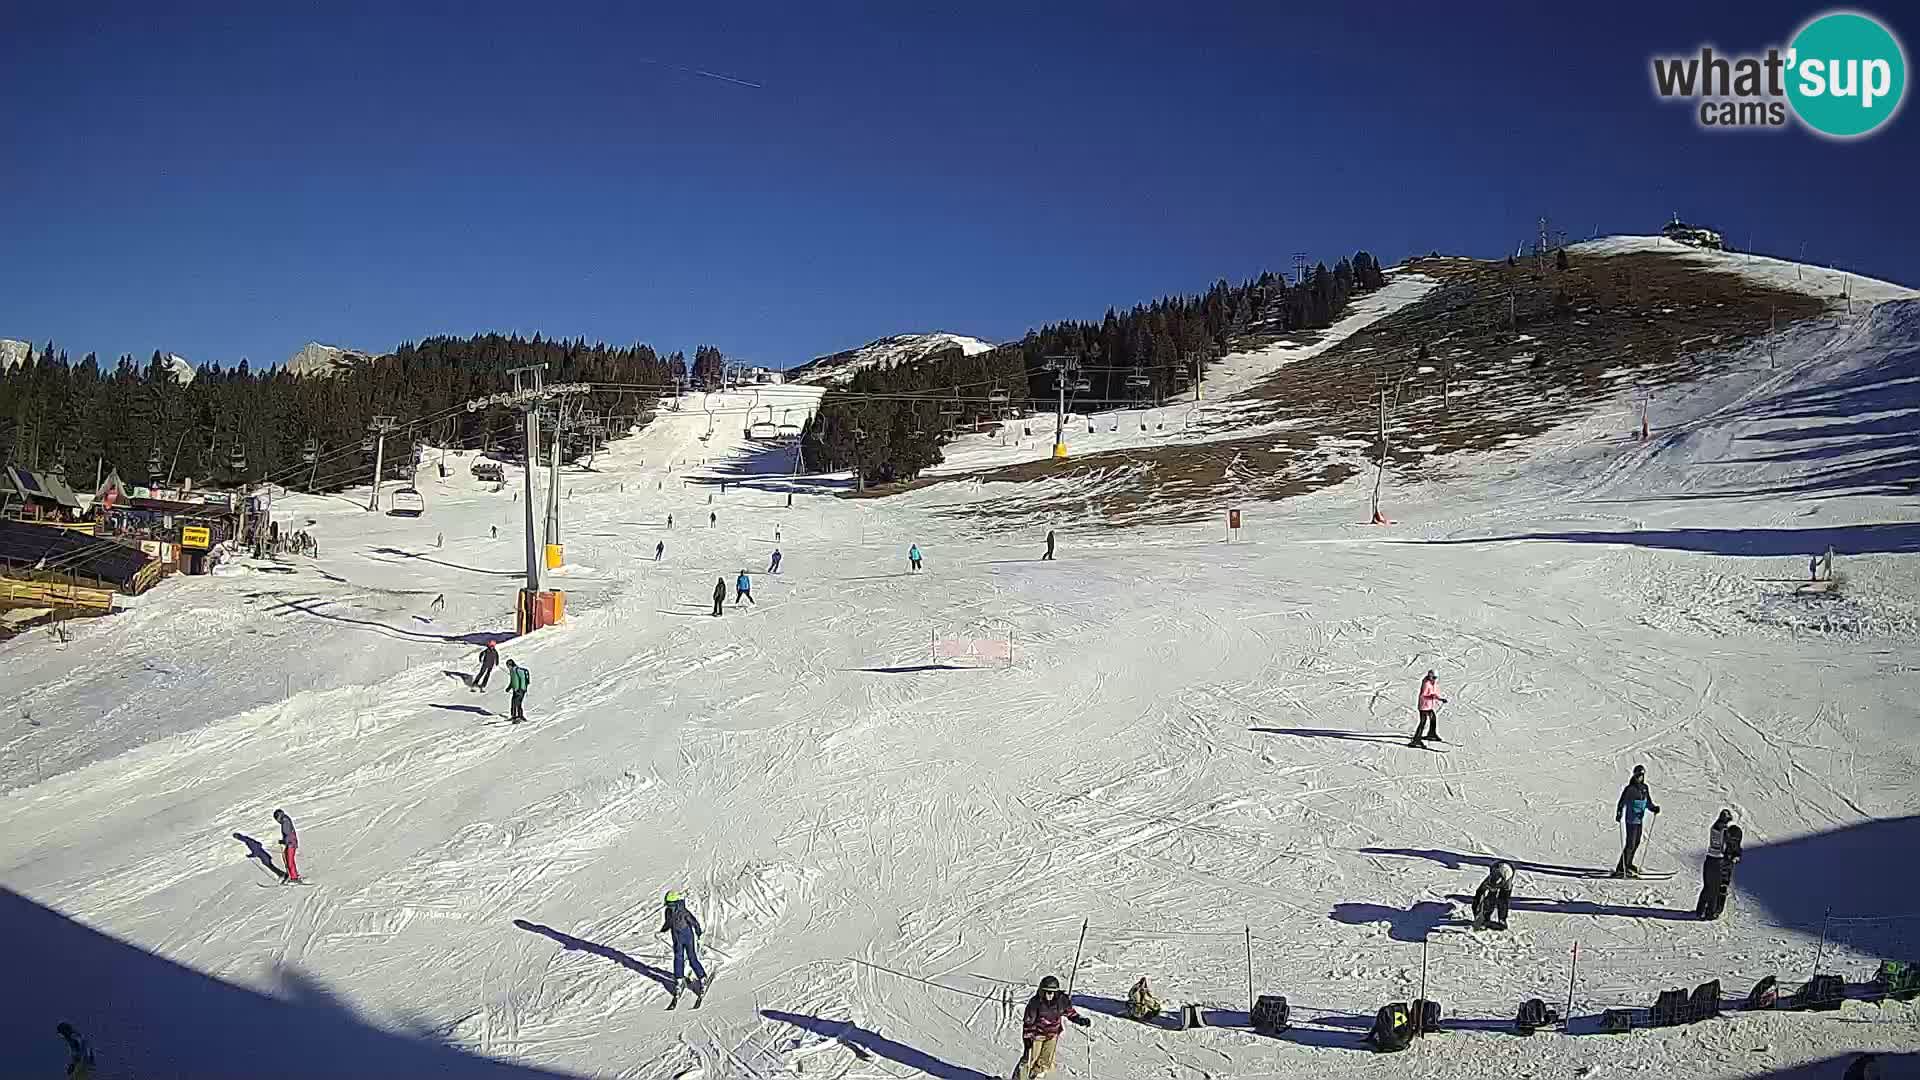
[1415,671,1747,933]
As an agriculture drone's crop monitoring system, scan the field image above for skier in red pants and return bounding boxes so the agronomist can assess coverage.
[274,808,302,883]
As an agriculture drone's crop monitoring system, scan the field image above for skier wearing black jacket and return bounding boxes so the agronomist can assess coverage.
[1612,765,1661,878]
[1695,810,1734,918]
[711,577,726,617]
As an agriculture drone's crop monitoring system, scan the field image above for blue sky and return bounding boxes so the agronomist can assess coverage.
[1,2,1912,370]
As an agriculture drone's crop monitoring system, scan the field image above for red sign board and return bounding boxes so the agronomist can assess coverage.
[1229,508,1242,530]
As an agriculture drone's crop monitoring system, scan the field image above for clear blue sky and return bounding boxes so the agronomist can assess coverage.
[2,2,1913,371]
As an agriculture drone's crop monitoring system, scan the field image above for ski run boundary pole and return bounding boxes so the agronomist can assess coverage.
[1564,943,1579,1031]
[1245,926,1254,1018]
[1066,917,1089,997]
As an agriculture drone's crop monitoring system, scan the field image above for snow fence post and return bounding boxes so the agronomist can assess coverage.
[1416,938,1429,1035]
[1810,908,1832,984]
[1067,918,1088,997]
[1246,926,1254,1020]
[1564,943,1579,1031]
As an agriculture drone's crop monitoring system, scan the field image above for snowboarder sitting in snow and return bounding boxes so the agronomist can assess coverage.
[56,1022,95,1080]
[1012,975,1090,1080]
[274,808,301,884]
[1409,669,1448,747]
[473,641,500,691]
[1472,861,1514,931]
[661,890,707,1001]
[505,659,530,724]
[1613,765,1661,878]
[735,570,754,605]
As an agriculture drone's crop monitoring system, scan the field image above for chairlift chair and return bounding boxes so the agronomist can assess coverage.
[1127,371,1151,389]
[987,386,1011,405]
[387,486,426,517]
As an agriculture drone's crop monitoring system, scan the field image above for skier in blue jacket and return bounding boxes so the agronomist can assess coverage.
[661,890,708,1000]
[735,570,755,605]
[1612,764,1662,878]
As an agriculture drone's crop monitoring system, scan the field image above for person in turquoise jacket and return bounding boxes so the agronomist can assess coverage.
[1612,764,1661,877]
[735,570,755,606]
[908,545,922,572]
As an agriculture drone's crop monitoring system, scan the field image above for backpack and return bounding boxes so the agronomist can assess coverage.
[1601,1008,1634,1033]
[1126,979,1163,1022]
[1790,974,1845,1012]
[1514,997,1555,1035]
[1366,1002,1415,1052]
[1746,976,1779,1010]
[1251,994,1289,1035]
[1688,980,1721,1021]
[1410,998,1442,1035]
[1651,988,1690,1026]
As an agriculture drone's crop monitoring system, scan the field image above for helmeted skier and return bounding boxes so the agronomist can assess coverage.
[660,890,707,1006]
[472,641,500,691]
[1409,670,1448,747]
[505,659,530,724]
[274,808,301,884]
[1011,975,1090,1080]
[1472,861,1514,930]
[1612,765,1661,878]
[1698,813,1743,920]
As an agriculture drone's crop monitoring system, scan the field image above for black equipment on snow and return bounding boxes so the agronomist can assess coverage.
[1365,1003,1416,1052]
[1513,998,1557,1035]
[1689,980,1722,1021]
[1790,974,1845,1011]
[1746,976,1779,1010]
[1177,1004,1205,1030]
[1651,988,1691,1026]
[1251,995,1290,1035]
[1601,1008,1634,1033]
[1410,998,1443,1035]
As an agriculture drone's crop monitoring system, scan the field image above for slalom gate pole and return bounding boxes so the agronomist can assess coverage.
[1811,909,1832,982]
[1564,943,1579,1030]
[1245,926,1254,1017]
[1417,939,1429,1034]
[1066,918,1089,998]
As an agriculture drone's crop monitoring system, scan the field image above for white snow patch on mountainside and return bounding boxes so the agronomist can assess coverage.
[284,341,379,377]
[0,338,31,371]
[1572,234,1917,305]
[789,331,997,385]
[162,353,195,383]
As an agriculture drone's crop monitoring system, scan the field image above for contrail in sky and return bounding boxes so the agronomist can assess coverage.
[641,58,764,89]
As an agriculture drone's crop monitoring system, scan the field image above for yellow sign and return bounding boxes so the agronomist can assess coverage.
[181,525,211,549]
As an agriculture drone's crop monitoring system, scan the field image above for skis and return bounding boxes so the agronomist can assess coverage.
[1597,869,1676,881]
[667,975,713,1011]
[259,879,315,888]
[1406,741,1451,753]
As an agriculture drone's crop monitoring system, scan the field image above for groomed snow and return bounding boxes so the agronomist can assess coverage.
[2,259,1917,1079]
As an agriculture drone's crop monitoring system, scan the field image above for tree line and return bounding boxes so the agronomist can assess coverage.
[803,252,1390,484]
[0,334,690,496]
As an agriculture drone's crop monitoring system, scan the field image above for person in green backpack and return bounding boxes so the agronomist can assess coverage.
[504,658,531,724]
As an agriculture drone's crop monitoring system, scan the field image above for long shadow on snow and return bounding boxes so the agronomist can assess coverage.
[232,832,287,880]
[1735,816,1920,960]
[272,598,516,646]
[512,920,675,991]
[366,546,525,577]
[1360,847,1622,881]
[853,664,966,674]
[430,703,492,716]
[0,887,582,1079]
[1253,727,1412,746]
[1329,901,1458,941]
[761,1010,994,1080]
[1395,522,1920,558]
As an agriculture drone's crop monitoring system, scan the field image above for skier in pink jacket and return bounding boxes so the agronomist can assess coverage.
[1410,670,1448,747]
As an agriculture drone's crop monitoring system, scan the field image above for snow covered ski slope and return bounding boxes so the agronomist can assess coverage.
[3,251,1918,1079]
